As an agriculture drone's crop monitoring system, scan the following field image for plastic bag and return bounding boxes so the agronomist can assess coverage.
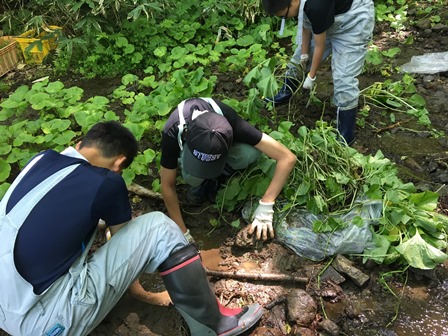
[274,198,382,261]
[400,51,448,74]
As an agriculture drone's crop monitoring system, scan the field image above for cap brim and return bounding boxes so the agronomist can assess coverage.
[182,143,227,179]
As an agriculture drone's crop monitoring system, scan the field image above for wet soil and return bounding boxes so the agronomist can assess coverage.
[1,13,448,336]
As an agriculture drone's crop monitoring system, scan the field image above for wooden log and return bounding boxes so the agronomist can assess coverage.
[205,268,308,284]
[127,183,163,201]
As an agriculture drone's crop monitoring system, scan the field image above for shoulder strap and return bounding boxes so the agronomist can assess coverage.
[296,0,307,47]
[199,97,223,116]
[177,100,187,150]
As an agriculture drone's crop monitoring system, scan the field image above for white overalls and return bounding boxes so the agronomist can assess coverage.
[0,154,186,335]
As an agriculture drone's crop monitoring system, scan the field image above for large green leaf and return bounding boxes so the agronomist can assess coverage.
[0,182,11,200]
[0,159,11,182]
[395,230,448,269]
[408,190,438,211]
[45,81,64,94]
[363,232,391,264]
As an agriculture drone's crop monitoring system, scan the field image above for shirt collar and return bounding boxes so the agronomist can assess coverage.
[60,146,89,162]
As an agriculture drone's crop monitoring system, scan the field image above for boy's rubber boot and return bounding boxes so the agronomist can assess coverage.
[264,76,299,105]
[337,107,357,145]
[159,244,264,336]
[186,181,209,205]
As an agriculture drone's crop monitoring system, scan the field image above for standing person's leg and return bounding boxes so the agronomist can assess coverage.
[266,16,332,105]
[330,0,374,144]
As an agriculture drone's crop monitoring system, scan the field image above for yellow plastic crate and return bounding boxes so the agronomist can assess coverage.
[15,26,62,64]
[0,36,21,76]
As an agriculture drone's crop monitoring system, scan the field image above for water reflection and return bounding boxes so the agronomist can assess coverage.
[394,280,448,336]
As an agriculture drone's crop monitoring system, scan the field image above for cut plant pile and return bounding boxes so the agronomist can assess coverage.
[217,120,448,270]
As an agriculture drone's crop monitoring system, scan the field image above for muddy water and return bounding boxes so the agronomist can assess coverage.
[393,278,448,336]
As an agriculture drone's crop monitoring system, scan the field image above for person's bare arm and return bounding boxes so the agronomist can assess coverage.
[160,166,187,233]
[128,279,171,306]
[254,133,296,203]
[308,31,326,79]
[301,28,312,55]
[108,221,172,306]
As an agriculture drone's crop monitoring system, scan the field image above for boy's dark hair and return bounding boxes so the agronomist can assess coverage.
[80,121,138,169]
[262,0,291,15]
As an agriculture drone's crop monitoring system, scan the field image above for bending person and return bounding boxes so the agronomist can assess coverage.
[160,97,296,242]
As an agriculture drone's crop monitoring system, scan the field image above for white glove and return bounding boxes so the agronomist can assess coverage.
[183,229,195,243]
[248,200,275,241]
[303,73,316,90]
[300,54,309,70]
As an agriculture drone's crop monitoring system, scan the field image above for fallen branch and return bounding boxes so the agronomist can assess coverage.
[205,268,308,284]
[373,117,413,134]
[127,183,163,201]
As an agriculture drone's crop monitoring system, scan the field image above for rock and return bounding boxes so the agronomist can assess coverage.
[427,160,439,173]
[291,326,315,336]
[318,318,340,336]
[332,255,369,287]
[262,305,289,335]
[410,266,438,281]
[421,29,432,37]
[287,289,317,325]
[416,18,431,30]
[320,265,346,285]
[432,23,446,31]
[434,169,448,183]
[251,326,283,336]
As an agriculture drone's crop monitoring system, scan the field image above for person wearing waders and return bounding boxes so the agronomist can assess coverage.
[0,121,263,336]
[159,97,296,243]
[262,0,374,145]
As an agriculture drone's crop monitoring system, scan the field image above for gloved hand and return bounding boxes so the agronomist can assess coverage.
[300,54,309,70]
[248,200,275,241]
[303,73,316,90]
[183,229,195,243]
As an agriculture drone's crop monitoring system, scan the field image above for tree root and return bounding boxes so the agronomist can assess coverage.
[264,295,287,310]
[373,117,413,133]
[127,183,163,201]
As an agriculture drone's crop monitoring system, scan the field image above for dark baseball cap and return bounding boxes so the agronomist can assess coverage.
[183,112,233,179]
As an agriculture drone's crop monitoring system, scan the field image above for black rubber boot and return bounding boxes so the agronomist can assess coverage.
[264,76,299,105]
[159,244,264,336]
[337,107,357,145]
[187,164,236,204]
[186,181,210,205]
[187,179,220,204]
